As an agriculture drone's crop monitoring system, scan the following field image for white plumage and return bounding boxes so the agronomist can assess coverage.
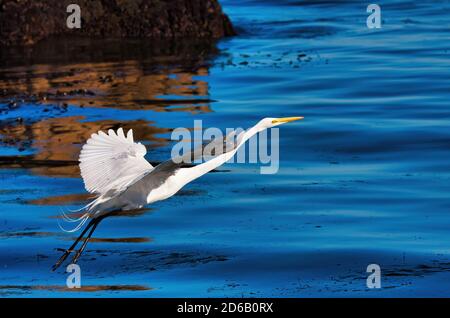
[79,128,153,195]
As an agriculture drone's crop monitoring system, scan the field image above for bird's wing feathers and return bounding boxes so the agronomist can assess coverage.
[79,128,153,195]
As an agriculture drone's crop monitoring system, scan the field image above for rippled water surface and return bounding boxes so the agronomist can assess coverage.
[1,0,450,297]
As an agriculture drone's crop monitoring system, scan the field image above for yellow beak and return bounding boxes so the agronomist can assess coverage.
[272,116,304,124]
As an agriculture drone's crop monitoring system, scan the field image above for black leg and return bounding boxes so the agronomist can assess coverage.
[52,218,95,271]
[71,216,104,264]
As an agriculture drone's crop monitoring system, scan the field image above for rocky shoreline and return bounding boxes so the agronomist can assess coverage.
[0,0,235,46]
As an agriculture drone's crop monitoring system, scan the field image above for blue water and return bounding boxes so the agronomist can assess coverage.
[1,0,450,297]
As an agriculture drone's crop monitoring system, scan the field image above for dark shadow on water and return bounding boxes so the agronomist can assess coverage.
[0,284,151,295]
[0,231,53,239]
[63,237,151,243]
[81,249,230,274]
[0,36,221,67]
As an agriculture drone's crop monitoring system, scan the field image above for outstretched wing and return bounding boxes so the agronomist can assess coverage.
[79,128,153,195]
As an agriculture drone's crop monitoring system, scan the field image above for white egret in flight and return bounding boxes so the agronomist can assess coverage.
[52,116,303,270]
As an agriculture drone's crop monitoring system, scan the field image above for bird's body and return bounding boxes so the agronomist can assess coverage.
[53,116,303,270]
[90,160,189,214]
[80,127,239,216]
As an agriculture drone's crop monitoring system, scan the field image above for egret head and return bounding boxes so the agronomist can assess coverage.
[257,116,304,129]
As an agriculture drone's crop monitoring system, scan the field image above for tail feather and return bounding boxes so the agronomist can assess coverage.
[57,213,90,233]
[58,202,93,232]
[59,207,87,223]
[57,194,111,232]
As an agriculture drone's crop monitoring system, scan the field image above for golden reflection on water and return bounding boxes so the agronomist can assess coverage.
[0,60,210,113]
[29,193,94,206]
[0,61,212,111]
[1,38,217,112]
[0,38,217,210]
[0,54,214,177]
[0,117,170,177]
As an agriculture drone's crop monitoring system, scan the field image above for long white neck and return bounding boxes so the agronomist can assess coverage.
[174,124,264,187]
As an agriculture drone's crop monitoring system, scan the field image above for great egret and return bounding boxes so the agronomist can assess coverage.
[52,116,303,270]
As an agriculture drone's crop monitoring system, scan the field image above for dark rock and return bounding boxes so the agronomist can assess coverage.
[0,0,235,46]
